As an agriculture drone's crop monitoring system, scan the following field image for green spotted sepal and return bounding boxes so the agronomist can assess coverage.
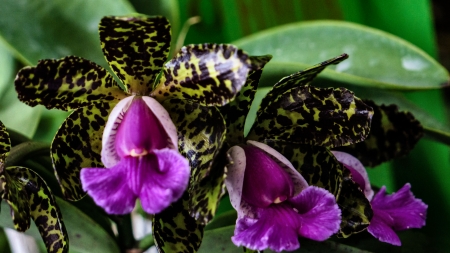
[249,85,374,148]
[153,192,204,253]
[0,122,68,253]
[153,44,253,106]
[337,168,373,238]
[162,99,226,224]
[220,55,272,146]
[336,100,423,167]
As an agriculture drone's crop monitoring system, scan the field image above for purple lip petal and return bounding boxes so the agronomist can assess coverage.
[101,96,134,167]
[332,151,374,200]
[225,145,247,215]
[115,97,171,158]
[80,166,136,214]
[232,205,301,252]
[141,96,178,149]
[290,186,341,241]
[247,140,308,195]
[367,212,402,246]
[241,145,295,208]
[137,148,190,214]
[371,184,427,231]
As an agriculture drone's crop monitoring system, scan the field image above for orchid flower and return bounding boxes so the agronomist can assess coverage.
[226,140,341,252]
[0,121,68,253]
[14,15,253,218]
[332,151,428,246]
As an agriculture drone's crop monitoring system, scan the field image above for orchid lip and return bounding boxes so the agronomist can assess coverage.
[130,148,148,157]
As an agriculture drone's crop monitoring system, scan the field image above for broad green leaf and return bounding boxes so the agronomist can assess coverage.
[199,225,373,253]
[1,196,120,253]
[0,42,41,138]
[161,99,226,223]
[0,228,11,253]
[233,21,449,90]
[0,0,135,66]
[336,100,423,167]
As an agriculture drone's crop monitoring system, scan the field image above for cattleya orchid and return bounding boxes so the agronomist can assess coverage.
[14,15,254,219]
[332,151,428,246]
[218,54,375,243]
[226,140,341,252]
[0,121,68,253]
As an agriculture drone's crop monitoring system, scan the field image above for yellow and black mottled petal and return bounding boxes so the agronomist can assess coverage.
[220,55,272,146]
[249,85,374,149]
[1,171,31,231]
[162,99,227,223]
[51,102,117,200]
[4,166,69,253]
[0,121,10,161]
[15,56,127,111]
[99,16,171,95]
[336,100,423,167]
[153,192,204,253]
[259,54,348,111]
[336,167,373,238]
[153,44,252,106]
[265,141,343,197]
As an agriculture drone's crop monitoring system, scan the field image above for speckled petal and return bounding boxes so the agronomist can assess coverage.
[0,121,11,160]
[249,85,373,148]
[336,100,423,167]
[80,165,136,215]
[99,16,171,94]
[161,98,227,223]
[3,166,68,253]
[220,55,272,145]
[153,44,252,106]
[153,192,204,253]
[52,102,116,200]
[332,151,374,200]
[15,56,127,111]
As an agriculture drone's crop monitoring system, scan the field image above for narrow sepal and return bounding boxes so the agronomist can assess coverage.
[258,54,348,111]
[1,171,30,231]
[336,100,423,167]
[3,166,69,253]
[153,44,252,106]
[337,168,373,238]
[153,192,204,253]
[51,102,116,200]
[220,55,272,145]
[265,142,343,197]
[162,99,227,223]
[249,85,373,148]
[0,121,10,159]
[99,16,171,94]
[15,56,126,111]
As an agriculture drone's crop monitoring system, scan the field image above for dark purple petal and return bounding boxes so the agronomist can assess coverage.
[80,165,136,214]
[332,151,374,200]
[371,184,427,231]
[289,186,341,241]
[232,205,300,252]
[367,212,401,246]
[242,145,295,208]
[137,148,190,214]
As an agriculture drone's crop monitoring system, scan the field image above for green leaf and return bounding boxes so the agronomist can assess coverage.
[1,196,120,253]
[199,225,373,253]
[0,43,41,138]
[336,100,423,167]
[0,0,135,66]
[233,21,449,90]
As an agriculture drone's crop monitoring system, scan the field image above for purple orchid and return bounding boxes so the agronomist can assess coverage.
[332,151,428,246]
[226,140,341,252]
[80,96,189,214]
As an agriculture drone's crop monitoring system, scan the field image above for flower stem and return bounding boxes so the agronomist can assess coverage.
[5,141,49,168]
[113,214,137,252]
